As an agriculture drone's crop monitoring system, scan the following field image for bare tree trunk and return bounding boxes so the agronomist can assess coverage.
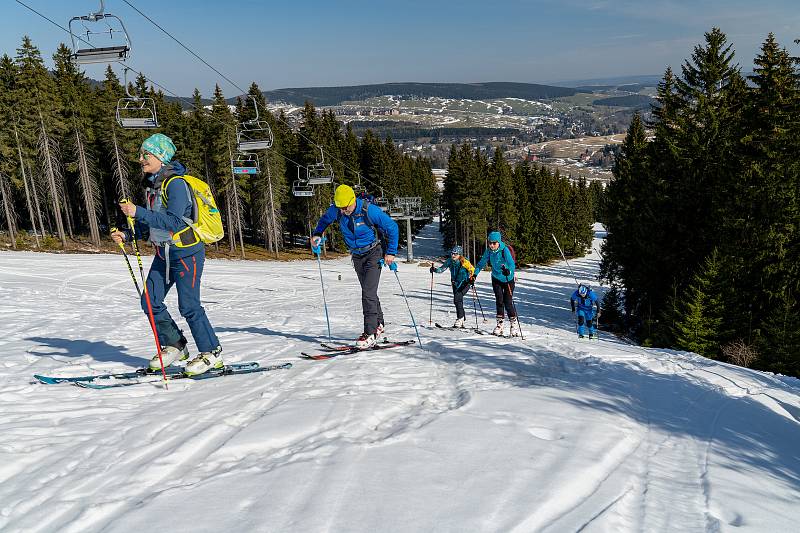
[14,122,39,248]
[265,160,279,258]
[63,188,74,238]
[29,163,47,241]
[38,110,67,247]
[0,173,17,249]
[110,127,131,201]
[202,153,220,252]
[226,140,246,259]
[226,193,235,255]
[75,126,101,246]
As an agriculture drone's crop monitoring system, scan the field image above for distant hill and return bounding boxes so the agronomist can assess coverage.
[593,94,654,108]
[554,74,663,88]
[262,82,577,106]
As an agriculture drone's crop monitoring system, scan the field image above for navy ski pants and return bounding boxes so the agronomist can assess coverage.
[141,247,220,353]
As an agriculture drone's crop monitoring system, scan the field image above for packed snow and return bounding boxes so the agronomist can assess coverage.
[1,221,798,532]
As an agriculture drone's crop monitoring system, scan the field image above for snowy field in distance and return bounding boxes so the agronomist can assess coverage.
[1,221,798,532]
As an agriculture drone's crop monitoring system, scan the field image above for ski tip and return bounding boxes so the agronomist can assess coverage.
[33,375,59,385]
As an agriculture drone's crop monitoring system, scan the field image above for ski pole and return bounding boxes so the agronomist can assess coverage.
[471,284,487,322]
[471,284,479,330]
[112,226,141,297]
[385,261,422,346]
[122,199,168,387]
[551,233,580,287]
[428,270,434,326]
[312,236,332,342]
[505,283,525,340]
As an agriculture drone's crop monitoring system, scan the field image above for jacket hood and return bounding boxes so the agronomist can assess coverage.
[487,231,502,243]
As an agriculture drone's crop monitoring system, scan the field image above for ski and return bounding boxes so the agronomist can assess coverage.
[319,337,389,352]
[34,362,259,385]
[436,323,488,335]
[434,323,487,334]
[73,362,292,389]
[301,340,415,360]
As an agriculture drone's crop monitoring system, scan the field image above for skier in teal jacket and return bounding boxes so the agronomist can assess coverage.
[473,231,519,337]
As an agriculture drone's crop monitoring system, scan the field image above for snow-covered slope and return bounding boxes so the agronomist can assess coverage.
[1,224,798,533]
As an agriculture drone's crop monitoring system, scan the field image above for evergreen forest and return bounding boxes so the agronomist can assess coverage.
[0,37,438,257]
[601,29,800,377]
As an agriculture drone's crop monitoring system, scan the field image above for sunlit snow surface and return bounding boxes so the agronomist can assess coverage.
[1,222,798,532]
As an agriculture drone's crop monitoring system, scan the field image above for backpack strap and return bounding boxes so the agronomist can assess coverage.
[502,246,512,264]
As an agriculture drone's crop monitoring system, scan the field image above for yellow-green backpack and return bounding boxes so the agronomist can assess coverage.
[164,175,224,244]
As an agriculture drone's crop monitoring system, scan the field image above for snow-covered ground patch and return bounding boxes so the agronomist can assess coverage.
[1,223,798,532]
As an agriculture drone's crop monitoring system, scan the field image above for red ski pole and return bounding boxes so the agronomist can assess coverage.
[123,200,168,387]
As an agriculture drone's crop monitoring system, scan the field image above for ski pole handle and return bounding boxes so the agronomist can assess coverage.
[311,236,326,255]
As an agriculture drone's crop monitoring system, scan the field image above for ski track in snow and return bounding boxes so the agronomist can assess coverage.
[1,222,799,532]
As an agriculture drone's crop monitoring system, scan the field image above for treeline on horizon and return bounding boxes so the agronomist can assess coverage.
[440,143,604,266]
[601,29,800,376]
[0,37,438,256]
[263,82,579,107]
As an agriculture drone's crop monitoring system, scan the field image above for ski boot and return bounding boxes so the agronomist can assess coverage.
[376,323,386,340]
[492,317,504,336]
[149,338,189,371]
[510,317,521,337]
[184,346,224,376]
[453,317,465,329]
[356,332,379,350]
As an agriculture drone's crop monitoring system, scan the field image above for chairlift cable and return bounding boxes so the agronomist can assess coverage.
[16,0,391,198]
[120,0,392,198]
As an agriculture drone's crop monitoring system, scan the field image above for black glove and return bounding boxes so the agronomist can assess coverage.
[501,266,510,277]
[469,274,476,285]
[429,265,435,274]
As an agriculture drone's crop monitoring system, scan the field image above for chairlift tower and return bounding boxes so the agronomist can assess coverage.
[388,196,431,262]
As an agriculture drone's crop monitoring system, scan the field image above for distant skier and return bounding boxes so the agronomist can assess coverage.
[430,245,475,328]
[570,284,601,338]
[111,133,222,375]
[311,184,400,348]
[472,231,519,337]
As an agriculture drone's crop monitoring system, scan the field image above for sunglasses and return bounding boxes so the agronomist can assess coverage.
[489,241,499,245]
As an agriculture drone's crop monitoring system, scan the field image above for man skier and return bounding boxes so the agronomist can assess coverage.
[311,184,399,349]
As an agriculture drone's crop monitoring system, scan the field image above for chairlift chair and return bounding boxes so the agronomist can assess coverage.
[116,68,158,129]
[231,153,259,175]
[69,1,131,64]
[389,206,405,217]
[237,96,274,152]
[292,180,314,197]
[306,147,334,185]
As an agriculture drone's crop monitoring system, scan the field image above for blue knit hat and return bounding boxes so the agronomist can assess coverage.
[451,245,463,255]
[488,231,502,243]
[141,133,176,163]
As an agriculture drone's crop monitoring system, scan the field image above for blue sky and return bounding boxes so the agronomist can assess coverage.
[3,0,799,97]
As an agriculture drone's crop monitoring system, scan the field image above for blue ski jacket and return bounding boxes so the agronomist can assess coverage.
[570,288,600,313]
[475,242,516,282]
[126,161,203,261]
[313,198,399,256]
